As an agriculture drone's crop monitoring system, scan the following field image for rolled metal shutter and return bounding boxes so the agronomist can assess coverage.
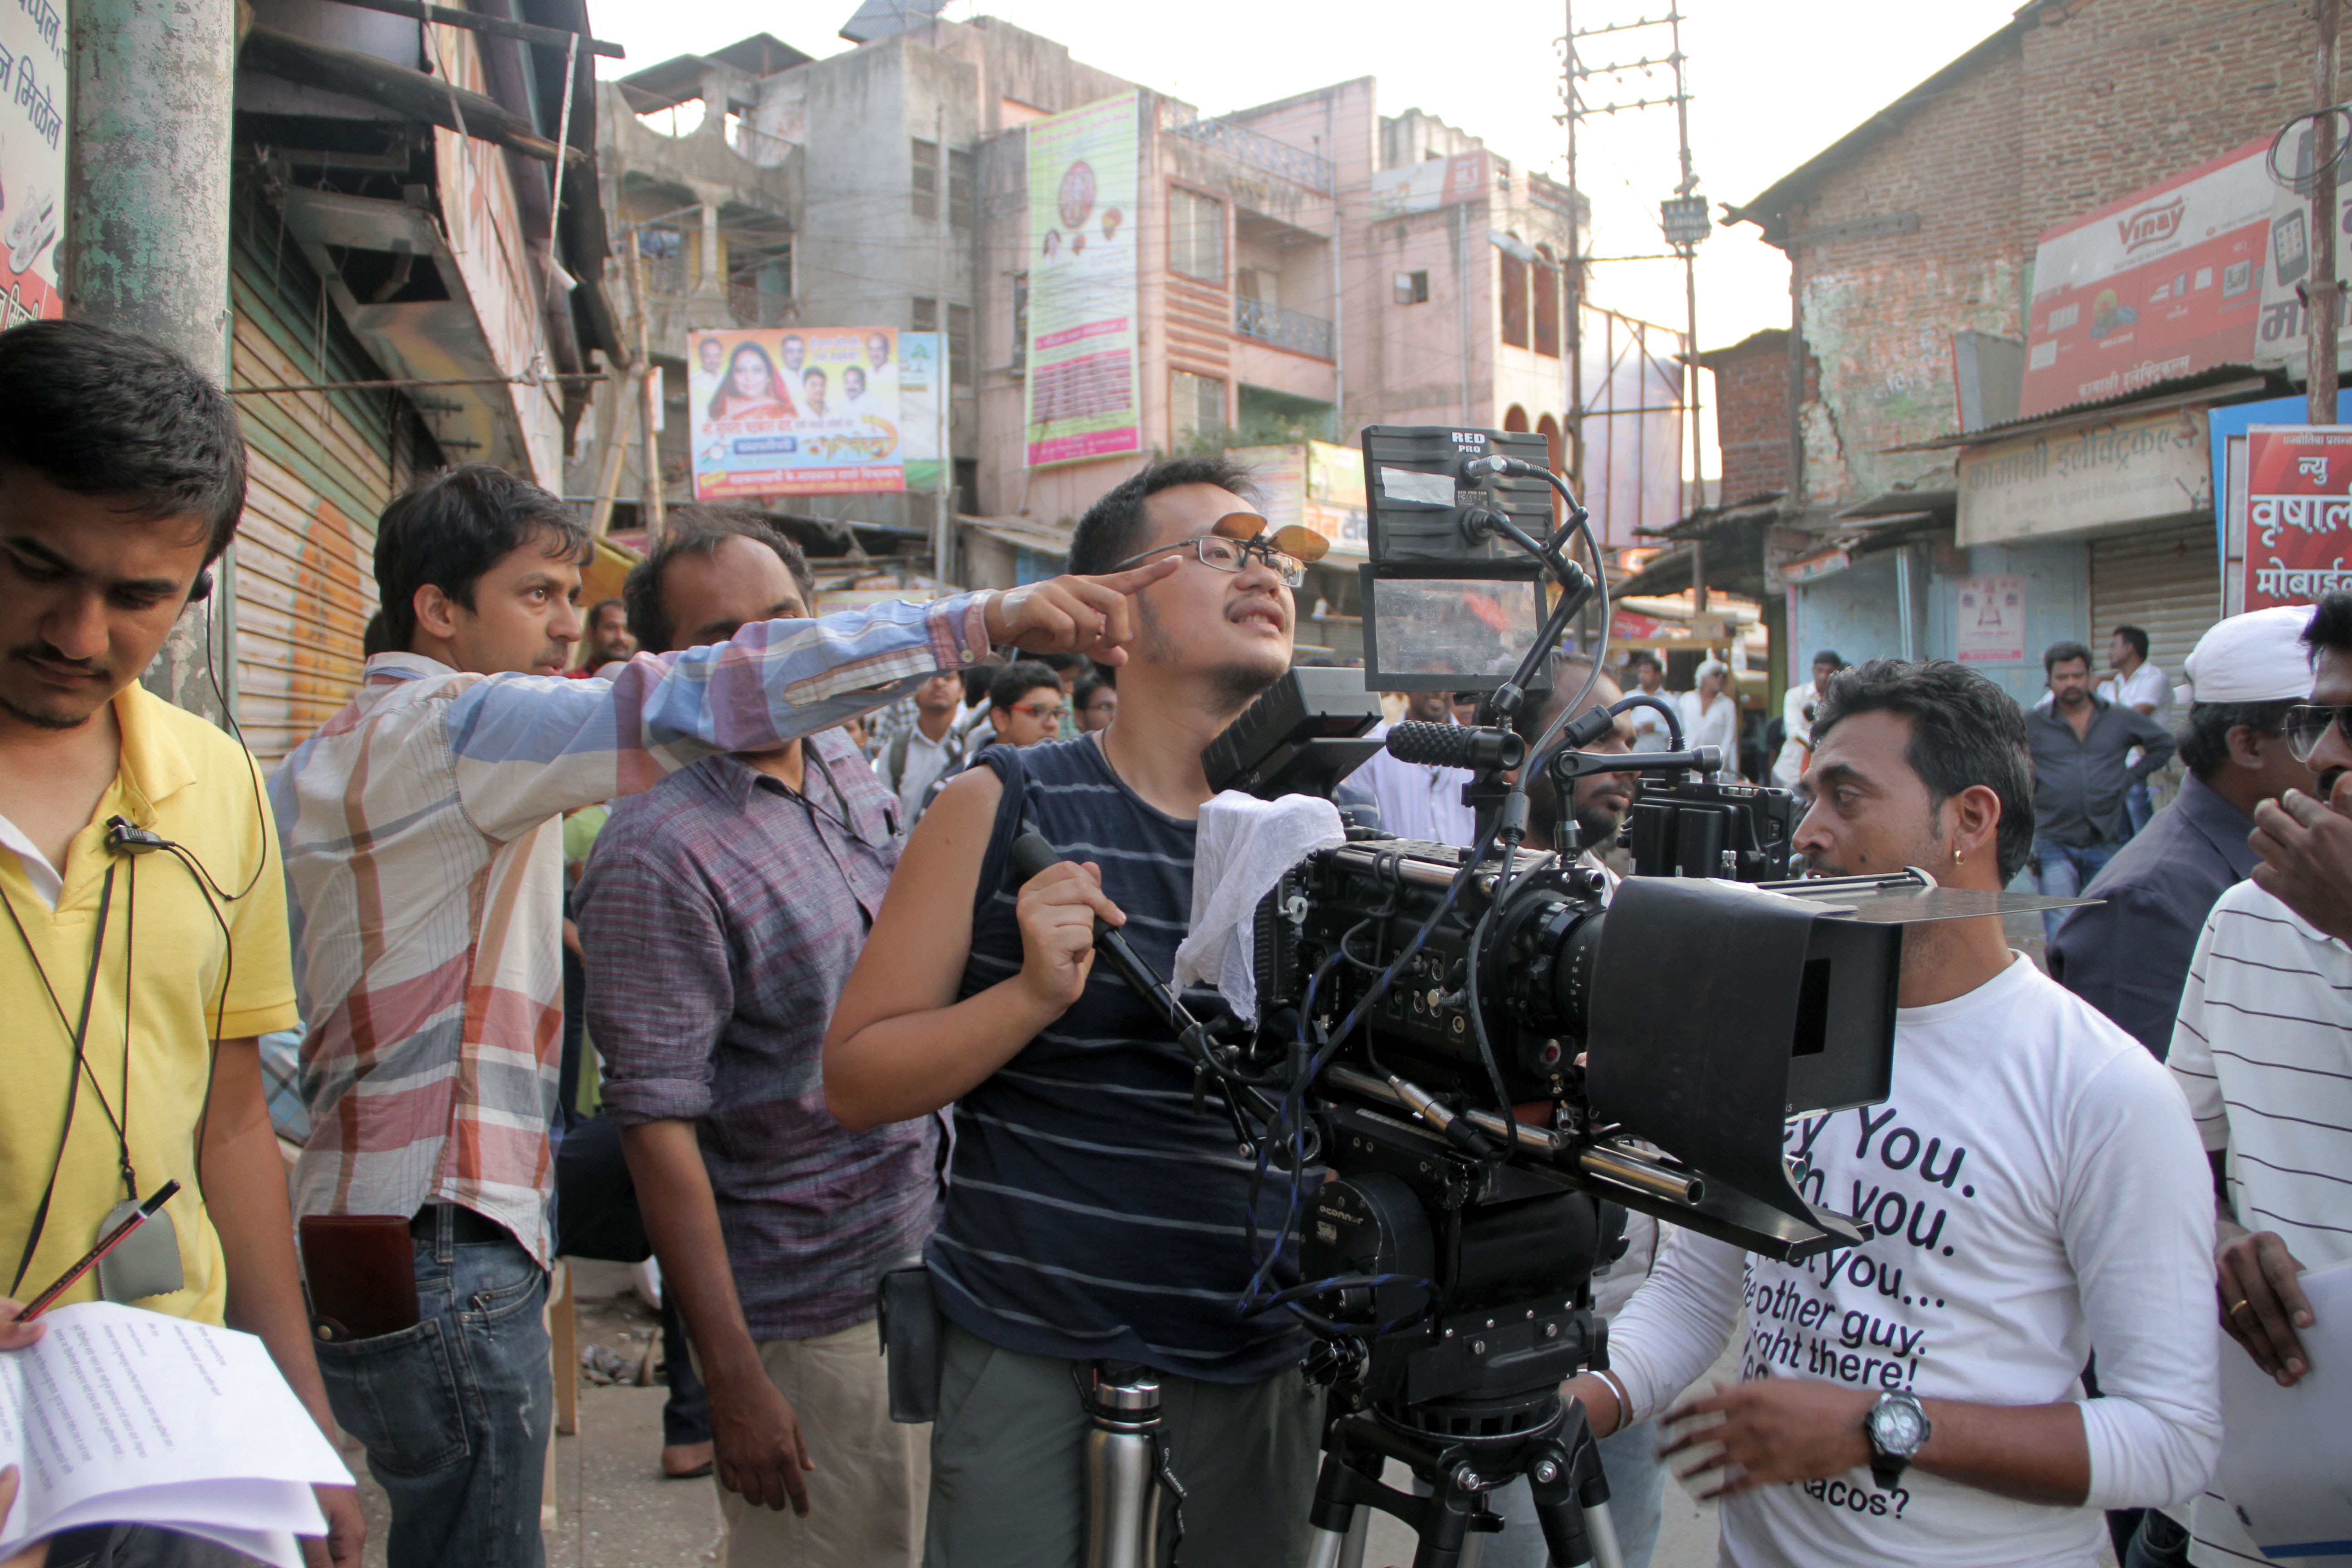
[2089,521,2219,684]
[229,194,396,770]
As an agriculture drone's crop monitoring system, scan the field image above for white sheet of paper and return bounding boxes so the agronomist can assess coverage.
[0,1302,351,1560]
[2215,1258,2352,1558]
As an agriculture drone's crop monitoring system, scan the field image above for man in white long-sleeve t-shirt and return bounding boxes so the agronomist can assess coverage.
[1562,658,2221,1568]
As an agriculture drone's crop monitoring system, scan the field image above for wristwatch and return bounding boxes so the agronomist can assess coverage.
[1864,1392,1931,1490]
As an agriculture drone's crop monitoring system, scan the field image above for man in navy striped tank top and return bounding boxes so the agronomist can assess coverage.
[828,457,1324,1568]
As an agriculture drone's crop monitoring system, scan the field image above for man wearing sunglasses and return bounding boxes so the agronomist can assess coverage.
[825,457,1327,1567]
[2162,595,2352,1568]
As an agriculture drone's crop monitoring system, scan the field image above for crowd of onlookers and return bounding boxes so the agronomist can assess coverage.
[0,321,2344,1568]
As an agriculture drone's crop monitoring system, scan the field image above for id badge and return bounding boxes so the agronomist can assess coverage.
[96,1196,184,1303]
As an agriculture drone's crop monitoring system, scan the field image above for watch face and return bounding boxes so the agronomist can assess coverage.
[1871,1398,1926,1454]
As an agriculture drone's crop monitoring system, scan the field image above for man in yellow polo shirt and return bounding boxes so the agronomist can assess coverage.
[0,320,362,1566]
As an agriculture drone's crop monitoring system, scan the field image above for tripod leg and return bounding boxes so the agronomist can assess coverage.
[1525,1441,1599,1568]
[1580,1500,1625,1568]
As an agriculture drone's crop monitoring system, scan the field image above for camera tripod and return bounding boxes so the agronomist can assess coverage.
[1305,1382,1623,1568]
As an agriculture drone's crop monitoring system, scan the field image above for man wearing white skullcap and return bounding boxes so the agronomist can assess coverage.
[2048,604,2318,1060]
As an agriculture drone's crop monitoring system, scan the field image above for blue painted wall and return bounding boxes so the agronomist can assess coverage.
[1792,538,2090,708]
[1927,540,2092,708]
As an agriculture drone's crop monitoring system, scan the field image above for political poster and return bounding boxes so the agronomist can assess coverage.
[687,325,905,498]
[0,0,67,323]
[1024,93,1142,468]
[2243,425,2352,611]
[2019,140,2271,418]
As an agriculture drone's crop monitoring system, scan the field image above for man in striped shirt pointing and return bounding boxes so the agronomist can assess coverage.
[271,465,1173,1568]
[2165,592,2352,1568]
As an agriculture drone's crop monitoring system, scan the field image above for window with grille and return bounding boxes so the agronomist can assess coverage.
[911,139,939,220]
[912,296,938,332]
[1011,273,1029,372]
[950,149,975,231]
[1533,261,1558,357]
[1499,253,1529,348]
[1171,369,1223,443]
[949,303,972,386]
[1169,188,1225,283]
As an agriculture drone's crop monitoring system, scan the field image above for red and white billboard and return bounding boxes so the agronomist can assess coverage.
[2243,425,2352,611]
[2020,141,2272,417]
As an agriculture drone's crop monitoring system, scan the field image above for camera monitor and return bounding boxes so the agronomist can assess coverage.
[1357,425,1561,693]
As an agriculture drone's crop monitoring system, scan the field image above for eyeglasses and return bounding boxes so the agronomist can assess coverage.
[1010,701,1068,722]
[1108,513,1329,590]
[2285,704,2352,763]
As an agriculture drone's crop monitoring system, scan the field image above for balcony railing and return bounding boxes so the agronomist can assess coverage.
[1235,296,1334,359]
[728,280,793,328]
[1165,114,1333,195]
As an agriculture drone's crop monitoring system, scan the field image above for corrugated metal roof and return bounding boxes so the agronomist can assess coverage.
[1885,368,2276,452]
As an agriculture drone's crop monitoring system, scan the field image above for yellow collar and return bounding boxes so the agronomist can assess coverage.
[108,683,198,827]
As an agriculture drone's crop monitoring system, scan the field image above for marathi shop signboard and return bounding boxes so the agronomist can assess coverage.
[0,0,67,323]
[688,325,905,498]
[2019,141,2270,418]
[2243,426,2352,610]
[1024,93,1142,469]
[1956,404,2210,547]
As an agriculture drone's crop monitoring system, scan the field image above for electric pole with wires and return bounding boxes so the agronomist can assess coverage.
[1564,6,1711,603]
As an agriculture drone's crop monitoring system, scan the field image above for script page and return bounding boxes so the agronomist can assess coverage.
[0,1303,349,1562]
[2216,1259,2352,1557]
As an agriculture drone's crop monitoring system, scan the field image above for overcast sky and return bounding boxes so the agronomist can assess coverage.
[591,0,2023,466]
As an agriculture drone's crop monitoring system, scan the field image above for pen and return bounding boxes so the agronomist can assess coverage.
[16,1181,181,1323]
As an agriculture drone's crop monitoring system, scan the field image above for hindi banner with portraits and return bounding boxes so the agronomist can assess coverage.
[688,324,906,498]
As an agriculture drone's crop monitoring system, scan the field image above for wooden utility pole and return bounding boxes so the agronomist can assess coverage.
[627,235,666,542]
[2313,0,2343,424]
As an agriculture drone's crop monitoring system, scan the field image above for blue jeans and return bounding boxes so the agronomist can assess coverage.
[2124,779,2155,838]
[1475,1418,1667,1568]
[2033,837,2121,945]
[314,1208,552,1568]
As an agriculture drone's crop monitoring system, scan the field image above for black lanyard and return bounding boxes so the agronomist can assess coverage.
[768,747,888,930]
[4,861,133,1294]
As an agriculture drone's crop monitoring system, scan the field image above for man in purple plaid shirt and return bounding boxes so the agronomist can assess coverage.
[578,510,940,1567]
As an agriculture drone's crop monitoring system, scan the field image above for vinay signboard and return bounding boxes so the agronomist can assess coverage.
[2242,426,2352,611]
[2020,141,2271,417]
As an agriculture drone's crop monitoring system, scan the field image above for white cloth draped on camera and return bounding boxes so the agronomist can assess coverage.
[1173,791,1347,1017]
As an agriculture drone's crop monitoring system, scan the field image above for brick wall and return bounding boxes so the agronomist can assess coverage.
[1761,0,2333,510]
[1702,328,1821,503]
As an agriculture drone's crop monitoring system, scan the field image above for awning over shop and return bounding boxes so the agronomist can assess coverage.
[962,515,1074,559]
[275,185,543,475]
